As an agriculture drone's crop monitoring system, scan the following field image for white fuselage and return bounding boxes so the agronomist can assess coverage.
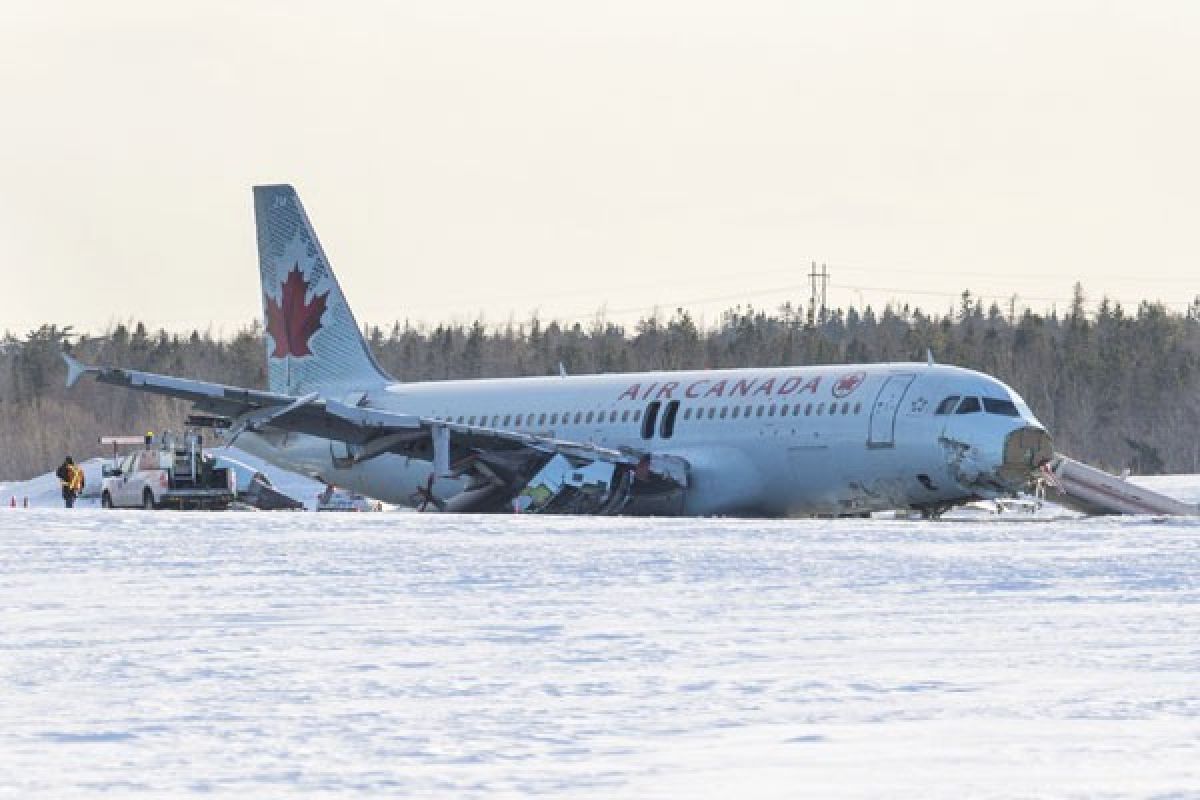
[235,362,1048,516]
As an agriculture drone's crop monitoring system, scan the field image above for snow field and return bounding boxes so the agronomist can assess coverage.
[0,512,1197,797]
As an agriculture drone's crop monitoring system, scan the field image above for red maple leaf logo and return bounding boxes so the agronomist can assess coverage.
[833,371,866,398]
[265,265,328,358]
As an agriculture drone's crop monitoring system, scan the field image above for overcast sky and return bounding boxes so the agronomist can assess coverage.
[2,0,1198,335]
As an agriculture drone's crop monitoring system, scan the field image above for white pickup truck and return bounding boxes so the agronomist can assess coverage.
[100,443,236,510]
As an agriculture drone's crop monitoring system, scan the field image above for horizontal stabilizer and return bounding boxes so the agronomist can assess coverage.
[62,353,98,389]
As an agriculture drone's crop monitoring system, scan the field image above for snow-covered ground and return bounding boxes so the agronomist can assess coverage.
[0,511,1197,797]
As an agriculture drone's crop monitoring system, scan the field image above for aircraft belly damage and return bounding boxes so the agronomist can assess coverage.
[437,448,690,516]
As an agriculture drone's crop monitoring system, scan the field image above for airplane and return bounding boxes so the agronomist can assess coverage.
[63,184,1055,517]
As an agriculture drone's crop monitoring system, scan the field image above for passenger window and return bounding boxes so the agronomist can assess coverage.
[633,410,642,422]
[503,415,511,426]
[660,400,680,438]
[756,406,764,417]
[549,413,558,425]
[732,406,740,419]
[609,411,618,423]
[467,416,475,425]
[621,410,630,422]
[585,411,594,424]
[983,397,1020,417]
[574,412,583,424]
[842,402,850,414]
[805,403,813,416]
[683,408,692,420]
[537,413,546,426]
[491,415,499,427]
[768,405,776,417]
[818,403,825,415]
[854,402,862,414]
[707,407,716,419]
[956,396,982,414]
[642,401,661,439]
[935,395,960,415]
[720,407,728,419]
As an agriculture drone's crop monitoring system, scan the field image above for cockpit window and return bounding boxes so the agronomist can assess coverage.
[983,397,1020,417]
[935,396,960,415]
[955,396,982,414]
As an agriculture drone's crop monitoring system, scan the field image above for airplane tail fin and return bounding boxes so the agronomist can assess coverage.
[253,185,392,395]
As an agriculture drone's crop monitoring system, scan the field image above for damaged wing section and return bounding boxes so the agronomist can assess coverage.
[62,354,690,515]
[388,420,689,515]
[437,445,689,515]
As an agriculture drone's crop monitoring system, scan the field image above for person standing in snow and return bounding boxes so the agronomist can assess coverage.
[56,457,84,508]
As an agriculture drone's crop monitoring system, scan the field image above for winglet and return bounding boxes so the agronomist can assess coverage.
[62,352,96,388]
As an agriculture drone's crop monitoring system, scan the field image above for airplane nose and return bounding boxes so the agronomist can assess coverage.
[998,426,1054,487]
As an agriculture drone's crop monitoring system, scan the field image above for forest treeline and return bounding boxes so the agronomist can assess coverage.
[4,286,1200,481]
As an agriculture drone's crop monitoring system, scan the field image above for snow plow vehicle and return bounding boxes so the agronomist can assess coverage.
[99,432,236,510]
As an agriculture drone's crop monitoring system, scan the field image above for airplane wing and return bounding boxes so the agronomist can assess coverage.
[64,354,688,513]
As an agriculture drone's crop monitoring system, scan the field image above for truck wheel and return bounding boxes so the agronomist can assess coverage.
[142,489,156,510]
[101,491,113,509]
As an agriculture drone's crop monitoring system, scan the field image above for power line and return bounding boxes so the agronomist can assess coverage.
[375,258,1198,329]
[807,262,828,329]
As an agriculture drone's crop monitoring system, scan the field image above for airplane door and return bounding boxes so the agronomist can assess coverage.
[868,374,916,448]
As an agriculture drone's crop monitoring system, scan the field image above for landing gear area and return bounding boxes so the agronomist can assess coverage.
[512,454,687,516]
[408,450,690,516]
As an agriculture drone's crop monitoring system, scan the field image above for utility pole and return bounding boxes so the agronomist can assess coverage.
[807,261,829,328]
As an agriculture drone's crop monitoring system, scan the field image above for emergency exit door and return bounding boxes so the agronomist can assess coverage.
[868,374,915,448]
